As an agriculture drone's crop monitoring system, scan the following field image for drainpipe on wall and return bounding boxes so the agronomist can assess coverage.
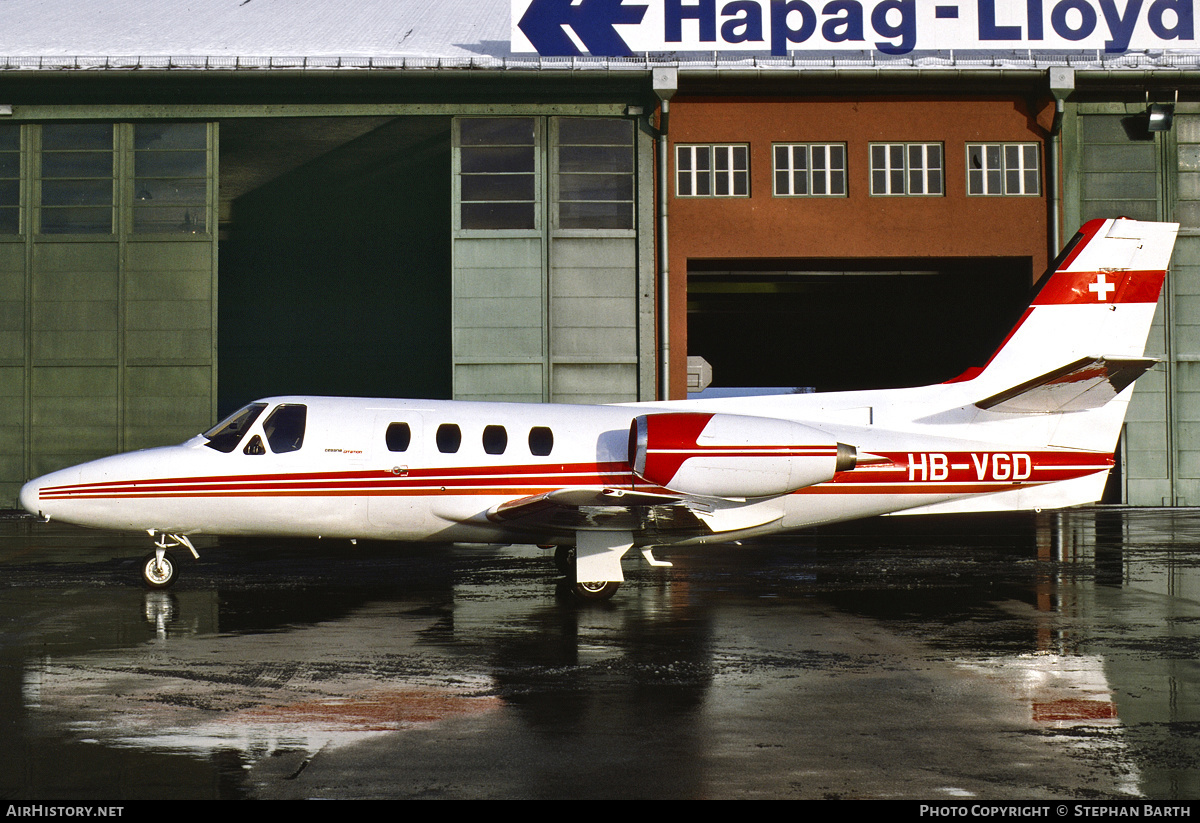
[1048,67,1075,256]
[653,68,678,400]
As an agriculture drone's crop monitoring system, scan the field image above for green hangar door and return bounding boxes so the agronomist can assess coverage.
[451,116,645,404]
[219,117,453,414]
[0,122,218,503]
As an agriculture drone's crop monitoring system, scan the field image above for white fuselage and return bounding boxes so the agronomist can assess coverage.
[18,388,1116,548]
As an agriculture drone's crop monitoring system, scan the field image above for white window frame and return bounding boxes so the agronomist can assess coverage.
[773,143,847,197]
[967,142,1041,196]
[676,144,749,197]
[870,142,943,196]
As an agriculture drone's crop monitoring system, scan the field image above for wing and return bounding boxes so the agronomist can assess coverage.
[486,487,711,538]
[485,486,786,539]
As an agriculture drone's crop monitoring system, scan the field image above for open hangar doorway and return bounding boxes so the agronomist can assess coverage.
[686,257,1034,393]
[218,116,452,416]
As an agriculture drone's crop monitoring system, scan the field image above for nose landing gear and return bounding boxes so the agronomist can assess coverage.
[140,532,198,589]
[141,550,177,589]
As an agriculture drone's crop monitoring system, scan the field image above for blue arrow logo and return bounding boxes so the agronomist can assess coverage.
[518,0,649,56]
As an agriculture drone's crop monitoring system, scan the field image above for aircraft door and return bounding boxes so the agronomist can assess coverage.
[367,413,431,536]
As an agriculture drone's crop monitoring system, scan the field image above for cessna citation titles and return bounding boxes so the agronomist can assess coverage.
[20,219,1180,600]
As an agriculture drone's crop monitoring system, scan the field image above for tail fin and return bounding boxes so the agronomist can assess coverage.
[967,218,1176,390]
[962,218,1178,451]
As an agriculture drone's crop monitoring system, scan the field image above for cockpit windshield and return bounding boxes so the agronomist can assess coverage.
[203,403,267,453]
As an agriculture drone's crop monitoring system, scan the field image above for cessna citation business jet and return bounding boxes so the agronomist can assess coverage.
[19,218,1180,600]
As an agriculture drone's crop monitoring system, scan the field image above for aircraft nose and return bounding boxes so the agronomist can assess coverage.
[19,466,81,520]
[19,477,44,517]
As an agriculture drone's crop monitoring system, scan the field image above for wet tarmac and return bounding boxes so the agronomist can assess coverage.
[2,508,1200,800]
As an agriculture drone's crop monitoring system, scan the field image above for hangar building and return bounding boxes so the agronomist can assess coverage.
[0,0,1197,506]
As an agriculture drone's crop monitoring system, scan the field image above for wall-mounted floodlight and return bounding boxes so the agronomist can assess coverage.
[1147,103,1175,132]
[0,105,12,116]
[1146,90,1178,132]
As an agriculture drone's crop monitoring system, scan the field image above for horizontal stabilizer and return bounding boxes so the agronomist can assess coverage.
[975,356,1157,414]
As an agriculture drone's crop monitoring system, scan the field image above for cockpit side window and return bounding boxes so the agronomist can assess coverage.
[263,404,307,453]
[203,403,267,453]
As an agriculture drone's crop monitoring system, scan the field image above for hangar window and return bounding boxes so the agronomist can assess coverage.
[436,423,462,454]
[0,124,18,234]
[483,424,508,455]
[555,118,635,229]
[967,143,1040,196]
[263,403,306,453]
[133,123,209,233]
[773,143,846,197]
[386,422,412,452]
[39,123,114,234]
[458,117,537,230]
[528,426,554,456]
[676,144,749,197]
[870,143,943,196]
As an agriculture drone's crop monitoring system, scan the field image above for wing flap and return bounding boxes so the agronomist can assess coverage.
[486,487,711,535]
[486,486,783,537]
[975,356,1157,414]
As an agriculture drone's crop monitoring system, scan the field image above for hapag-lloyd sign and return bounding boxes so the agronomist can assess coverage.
[511,0,1197,57]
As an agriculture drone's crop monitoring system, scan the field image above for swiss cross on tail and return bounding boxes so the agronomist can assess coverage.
[1089,273,1116,301]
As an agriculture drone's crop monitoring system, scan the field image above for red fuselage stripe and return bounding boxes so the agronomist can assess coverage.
[37,452,1111,501]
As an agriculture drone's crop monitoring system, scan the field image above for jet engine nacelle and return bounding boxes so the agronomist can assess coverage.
[629,412,856,499]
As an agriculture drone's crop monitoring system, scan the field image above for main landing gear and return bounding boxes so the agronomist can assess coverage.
[571,579,623,601]
[554,532,672,602]
[140,531,198,589]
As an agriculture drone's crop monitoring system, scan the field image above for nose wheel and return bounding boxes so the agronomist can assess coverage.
[141,550,178,589]
[140,531,197,590]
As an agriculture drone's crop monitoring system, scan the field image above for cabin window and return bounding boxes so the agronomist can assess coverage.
[528,426,553,456]
[263,404,306,453]
[243,435,266,455]
[483,425,507,455]
[436,423,462,454]
[386,422,412,452]
[203,402,267,453]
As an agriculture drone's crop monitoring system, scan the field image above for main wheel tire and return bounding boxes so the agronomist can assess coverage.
[555,545,577,575]
[141,551,178,589]
[572,580,621,601]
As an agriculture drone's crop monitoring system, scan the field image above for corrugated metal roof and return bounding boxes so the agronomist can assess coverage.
[0,0,1196,73]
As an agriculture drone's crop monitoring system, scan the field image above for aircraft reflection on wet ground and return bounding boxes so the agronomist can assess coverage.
[2,508,1200,799]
